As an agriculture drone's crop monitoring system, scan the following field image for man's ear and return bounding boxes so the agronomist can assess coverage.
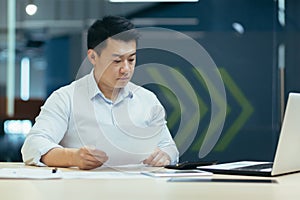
[87,49,97,65]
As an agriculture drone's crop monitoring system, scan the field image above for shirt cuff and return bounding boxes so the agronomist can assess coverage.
[160,145,179,165]
[23,144,63,167]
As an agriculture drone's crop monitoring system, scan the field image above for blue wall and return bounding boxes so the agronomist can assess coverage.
[45,36,71,96]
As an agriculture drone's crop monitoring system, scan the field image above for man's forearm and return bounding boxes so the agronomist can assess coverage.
[41,147,108,170]
[41,147,78,167]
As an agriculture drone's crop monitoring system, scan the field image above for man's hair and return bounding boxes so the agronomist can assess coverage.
[87,16,139,53]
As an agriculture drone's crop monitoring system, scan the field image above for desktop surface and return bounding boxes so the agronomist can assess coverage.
[0,162,300,200]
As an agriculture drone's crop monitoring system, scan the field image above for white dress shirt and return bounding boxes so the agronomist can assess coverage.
[21,70,179,166]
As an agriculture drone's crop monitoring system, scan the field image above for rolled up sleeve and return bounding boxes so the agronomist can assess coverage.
[21,89,70,166]
[21,134,63,166]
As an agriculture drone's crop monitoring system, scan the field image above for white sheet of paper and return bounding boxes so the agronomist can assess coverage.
[0,165,157,180]
[141,170,213,177]
[88,125,161,166]
[0,168,62,179]
[62,164,158,179]
[62,171,149,179]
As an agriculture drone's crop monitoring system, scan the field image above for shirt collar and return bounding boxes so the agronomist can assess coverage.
[87,69,133,103]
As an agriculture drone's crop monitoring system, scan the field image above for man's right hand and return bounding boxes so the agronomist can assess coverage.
[41,147,108,170]
[74,147,108,170]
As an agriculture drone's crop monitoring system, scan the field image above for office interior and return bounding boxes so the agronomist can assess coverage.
[0,0,299,164]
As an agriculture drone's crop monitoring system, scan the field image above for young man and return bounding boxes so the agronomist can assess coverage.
[21,16,179,170]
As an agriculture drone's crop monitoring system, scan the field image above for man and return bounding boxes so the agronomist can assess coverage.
[21,16,179,170]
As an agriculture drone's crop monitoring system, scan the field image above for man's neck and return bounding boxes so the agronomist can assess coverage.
[99,85,120,101]
[93,70,120,101]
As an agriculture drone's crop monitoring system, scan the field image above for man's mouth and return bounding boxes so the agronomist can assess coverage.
[118,77,130,80]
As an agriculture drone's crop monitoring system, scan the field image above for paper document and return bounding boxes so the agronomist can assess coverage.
[62,164,154,179]
[62,171,148,179]
[141,169,213,177]
[0,165,164,180]
[0,168,62,179]
[77,124,160,166]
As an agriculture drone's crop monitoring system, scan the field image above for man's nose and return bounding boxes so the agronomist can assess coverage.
[120,61,130,73]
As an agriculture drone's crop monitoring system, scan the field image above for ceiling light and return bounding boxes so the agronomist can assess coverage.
[232,22,244,34]
[25,3,38,16]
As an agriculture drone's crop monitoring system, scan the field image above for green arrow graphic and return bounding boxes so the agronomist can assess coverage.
[145,66,201,152]
[214,68,254,151]
[145,67,181,129]
[190,67,227,152]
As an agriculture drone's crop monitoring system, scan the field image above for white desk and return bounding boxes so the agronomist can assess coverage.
[0,162,300,200]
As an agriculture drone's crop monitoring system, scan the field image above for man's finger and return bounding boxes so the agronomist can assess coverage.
[150,152,164,166]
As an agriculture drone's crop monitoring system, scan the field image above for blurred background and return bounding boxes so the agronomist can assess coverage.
[0,0,299,163]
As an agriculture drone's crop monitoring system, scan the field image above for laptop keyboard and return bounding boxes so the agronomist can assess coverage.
[235,163,273,171]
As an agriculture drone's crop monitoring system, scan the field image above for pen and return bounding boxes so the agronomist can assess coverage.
[52,168,57,173]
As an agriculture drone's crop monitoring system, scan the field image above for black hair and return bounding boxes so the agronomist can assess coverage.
[87,16,139,53]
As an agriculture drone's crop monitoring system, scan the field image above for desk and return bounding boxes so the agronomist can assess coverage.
[0,162,300,200]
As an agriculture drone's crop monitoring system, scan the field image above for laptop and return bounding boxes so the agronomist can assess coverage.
[198,92,300,177]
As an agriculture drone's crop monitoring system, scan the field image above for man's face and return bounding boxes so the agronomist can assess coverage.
[92,38,136,90]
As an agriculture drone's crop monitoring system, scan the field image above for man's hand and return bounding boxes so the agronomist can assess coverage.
[41,147,108,170]
[74,147,108,170]
[143,148,171,167]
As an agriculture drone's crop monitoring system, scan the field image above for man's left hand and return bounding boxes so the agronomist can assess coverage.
[143,148,171,167]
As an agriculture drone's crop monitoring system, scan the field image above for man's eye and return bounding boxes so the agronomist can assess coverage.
[114,60,121,63]
[128,59,135,62]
